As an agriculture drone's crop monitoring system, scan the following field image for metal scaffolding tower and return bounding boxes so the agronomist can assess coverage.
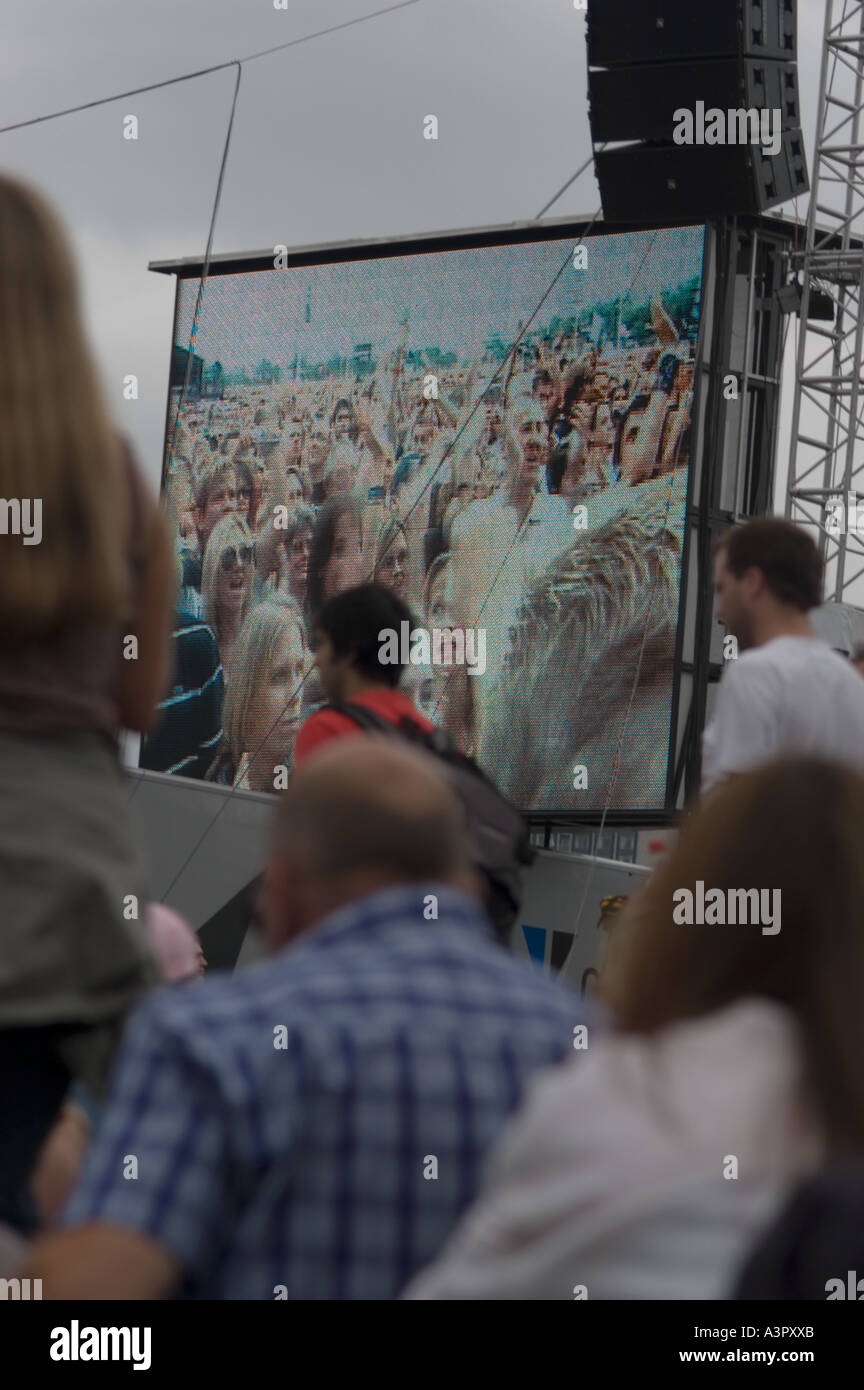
[786,0,864,601]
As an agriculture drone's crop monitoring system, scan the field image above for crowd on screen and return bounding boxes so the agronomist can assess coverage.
[10,171,864,1305]
[146,299,696,804]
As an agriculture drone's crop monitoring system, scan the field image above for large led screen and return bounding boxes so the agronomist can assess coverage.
[147,224,705,812]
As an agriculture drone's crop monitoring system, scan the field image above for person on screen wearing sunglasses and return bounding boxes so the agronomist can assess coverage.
[201,514,255,680]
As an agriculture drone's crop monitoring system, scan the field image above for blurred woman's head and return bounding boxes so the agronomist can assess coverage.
[307,498,363,618]
[0,174,132,640]
[601,758,864,1154]
[201,513,254,634]
[374,519,409,597]
[222,599,309,782]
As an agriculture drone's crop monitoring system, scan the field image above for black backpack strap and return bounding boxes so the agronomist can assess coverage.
[331,701,454,754]
[329,701,400,736]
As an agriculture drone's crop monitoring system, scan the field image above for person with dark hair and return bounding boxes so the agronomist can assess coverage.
[330,397,356,443]
[702,517,864,793]
[295,583,433,763]
[306,498,364,621]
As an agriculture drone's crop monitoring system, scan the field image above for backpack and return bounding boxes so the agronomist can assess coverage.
[329,701,534,941]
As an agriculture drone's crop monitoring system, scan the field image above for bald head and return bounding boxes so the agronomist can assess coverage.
[263,738,474,948]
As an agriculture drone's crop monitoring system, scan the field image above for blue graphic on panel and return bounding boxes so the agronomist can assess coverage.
[522,924,547,969]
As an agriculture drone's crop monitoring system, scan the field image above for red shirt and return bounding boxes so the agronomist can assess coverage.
[294,688,435,764]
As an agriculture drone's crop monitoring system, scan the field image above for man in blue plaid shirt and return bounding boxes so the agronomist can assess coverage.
[26,739,587,1300]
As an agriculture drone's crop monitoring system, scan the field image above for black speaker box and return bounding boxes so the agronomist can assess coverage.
[595,128,809,222]
[589,58,801,144]
[587,0,797,67]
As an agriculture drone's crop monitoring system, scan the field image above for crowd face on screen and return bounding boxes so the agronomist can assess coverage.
[376,531,409,595]
[512,404,549,485]
[198,473,238,545]
[164,297,695,803]
[321,509,362,602]
[304,427,330,477]
[284,469,305,509]
[216,540,254,617]
[286,525,313,605]
[332,404,354,439]
[284,424,304,469]
[246,621,307,765]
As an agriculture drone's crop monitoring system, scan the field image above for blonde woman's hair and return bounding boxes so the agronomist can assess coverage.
[201,512,253,634]
[0,174,132,639]
[222,598,308,765]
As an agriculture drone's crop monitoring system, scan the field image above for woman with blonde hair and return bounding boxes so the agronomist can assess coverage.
[201,512,255,679]
[407,758,864,1301]
[207,599,308,791]
[0,174,175,1231]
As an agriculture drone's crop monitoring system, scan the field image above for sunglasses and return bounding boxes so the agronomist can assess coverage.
[220,545,254,571]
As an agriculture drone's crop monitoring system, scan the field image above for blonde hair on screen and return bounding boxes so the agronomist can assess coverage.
[201,512,253,633]
[222,598,308,766]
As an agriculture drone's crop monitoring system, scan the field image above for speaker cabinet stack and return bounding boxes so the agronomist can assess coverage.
[588,0,809,222]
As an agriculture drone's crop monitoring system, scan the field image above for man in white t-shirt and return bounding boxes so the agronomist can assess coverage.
[702,517,864,793]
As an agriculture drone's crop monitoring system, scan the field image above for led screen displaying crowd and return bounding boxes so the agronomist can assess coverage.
[142,226,705,810]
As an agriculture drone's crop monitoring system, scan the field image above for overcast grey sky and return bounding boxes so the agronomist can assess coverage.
[0,0,828,498]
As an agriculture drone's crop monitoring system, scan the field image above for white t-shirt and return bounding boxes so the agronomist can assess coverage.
[701,635,864,793]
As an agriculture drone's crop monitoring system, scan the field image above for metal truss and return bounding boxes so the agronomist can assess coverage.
[786,0,864,600]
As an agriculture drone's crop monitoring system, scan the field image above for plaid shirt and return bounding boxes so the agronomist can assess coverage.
[62,884,585,1300]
